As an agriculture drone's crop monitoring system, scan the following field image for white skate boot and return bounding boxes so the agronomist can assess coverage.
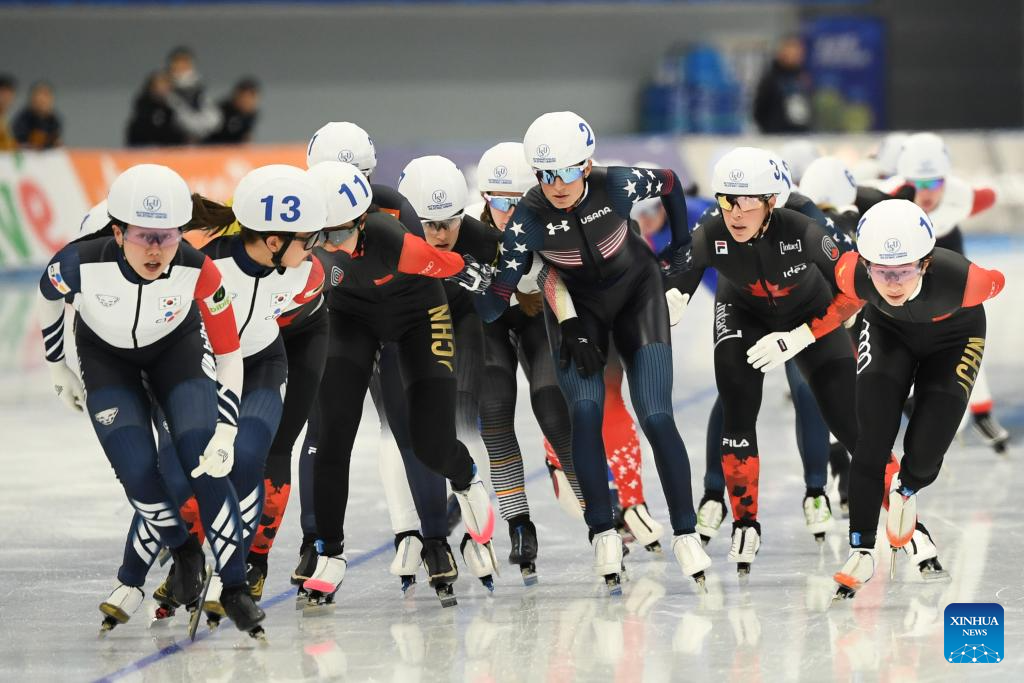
[99,583,144,633]
[803,493,834,543]
[833,548,876,601]
[886,476,917,578]
[622,503,664,552]
[695,493,726,546]
[903,522,949,582]
[390,531,423,594]
[727,523,761,576]
[548,463,585,520]
[453,472,495,545]
[592,529,625,595]
[303,544,348,608]
[672,533,712,591]
[459,533,499,592]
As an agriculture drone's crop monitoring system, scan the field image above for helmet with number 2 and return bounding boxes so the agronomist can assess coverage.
[232,164,328,233]
[307,161,374,227]
[856,199,936,265]
[523,111,596,170]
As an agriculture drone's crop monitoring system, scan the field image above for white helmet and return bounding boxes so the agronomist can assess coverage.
[874,132,908,177]
[856,199,936,265]
[896,132,950,181]
[107,164,192,229]
[306,122,377,175]
[477,142,535,194]
[232,164,328,233]
[307,161,374,227]
[398,155,468,221]
[79,200,111,236]
[765,151,794,206]
[780,140,821,184]
[523,111,596,170]
[799,156,858,209]
[712,147,785,196]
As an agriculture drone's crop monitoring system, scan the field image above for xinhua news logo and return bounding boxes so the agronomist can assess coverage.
[944,603,1003,663]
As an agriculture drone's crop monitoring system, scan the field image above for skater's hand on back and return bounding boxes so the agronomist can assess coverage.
[558,317,605,377]
[48,361,86,412]
[191,423,237,478]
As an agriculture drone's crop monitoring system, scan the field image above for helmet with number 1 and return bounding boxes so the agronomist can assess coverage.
[398,155,468,221]
[107,164,193,229]
[896,132,950,181]
[306,122,377,176]
[79,200,111,236]
[523,111,596,170]
[232,164,327,233]
[856,199,936,265]
[799,156,858,210]
[307,161,374,227]
[477,142,536,194]
[711,147,785,197]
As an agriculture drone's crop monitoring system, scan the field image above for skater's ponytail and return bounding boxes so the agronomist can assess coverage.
[186,193,239,235]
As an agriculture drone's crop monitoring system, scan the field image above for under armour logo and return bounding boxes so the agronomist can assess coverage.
[547,220,570,235]
[577,337,588,344]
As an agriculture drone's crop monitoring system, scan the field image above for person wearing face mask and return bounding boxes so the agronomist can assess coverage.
[301,159,495,609]
[107,166,328,632]
[663,146,864,576]
[892,133,1008,454]
[478,111,710,593]
[37,165,264,637]
[831,200,1004,600]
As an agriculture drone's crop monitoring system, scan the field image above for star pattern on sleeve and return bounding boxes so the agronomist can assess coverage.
[509,222,524,236]
[513,242,528,253]
[504,258,521,271]
[631,168,644,179]
[624,179,637,197]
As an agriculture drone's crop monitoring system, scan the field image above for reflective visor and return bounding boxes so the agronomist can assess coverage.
[123,227,182,248]
[535,165,586,185]
[715,194,767,212]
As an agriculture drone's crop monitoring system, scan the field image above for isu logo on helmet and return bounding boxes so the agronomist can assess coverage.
[885,238,902,253]
[142,195,162,211]
[536,144,551,158]
[432,189,448,204]
[493,165,508,178]
[337,149,354,162]
[729,169,745,182]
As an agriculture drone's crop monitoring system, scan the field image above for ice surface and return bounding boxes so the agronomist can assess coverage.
[1,238,1021,682]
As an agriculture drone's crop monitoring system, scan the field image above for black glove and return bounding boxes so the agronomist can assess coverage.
[659,243,691,279]
[446,253,493,294]
[558,317,605,377]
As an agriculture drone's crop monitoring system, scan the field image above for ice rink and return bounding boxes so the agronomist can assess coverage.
[2,237,1022,682]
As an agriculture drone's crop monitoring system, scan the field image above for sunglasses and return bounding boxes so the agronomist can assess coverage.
[484,194,522,213]
[911,178,945,191]
[865,261,923,284]
[715,194,769,212]
[535,165,586,185]
[422,216,463,233]
[123,226,182,248]
[299,231,328,250]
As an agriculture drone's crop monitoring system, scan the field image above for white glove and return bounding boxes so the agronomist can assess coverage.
[746,324,815,373]
[665,288,690,327]
[48,361,86,412]
[191,423,237,478]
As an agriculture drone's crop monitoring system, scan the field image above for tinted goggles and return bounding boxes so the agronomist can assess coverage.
[422,216,463,233]
[715,194,769,212]
[535,165,586,185]
[865,261,923,284]
[484,194,522,213]
[299,230,328,250]
[911,178,945,191]
[123,226,182,248]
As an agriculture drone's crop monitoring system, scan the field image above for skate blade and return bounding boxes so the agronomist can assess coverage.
[301,602,337,617]
[400,576,417,596]
[692,571,708,594]
[831,585,857,604]
[603,574,622,596]
[434,584,458,608]
[644,541,663,554]
[480,576,495,593]
[484,542,501,578]
[156,547,171,568]
[520,565,539,587]
[187,564,214,642]
[889,548,898,580]
[99,616,120,636]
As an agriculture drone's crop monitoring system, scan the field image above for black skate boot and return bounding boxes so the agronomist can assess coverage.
[247,555,268,601]
[292,534,318,606]
[168,536,206,606]
[972,412,1010,454]
[220,582,267,641]
[151,564,179,623]
[421,537,459,608]
[508,517,539,586]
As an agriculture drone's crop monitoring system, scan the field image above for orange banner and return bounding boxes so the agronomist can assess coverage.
[68,144,307,205]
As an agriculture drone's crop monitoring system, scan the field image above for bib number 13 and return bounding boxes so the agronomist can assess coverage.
[260,195,302,223]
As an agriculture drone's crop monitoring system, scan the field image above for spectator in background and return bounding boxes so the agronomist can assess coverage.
[205,78,261,144]
[753,35,812,134]
[165,45,221,143]
[126,71,188,147]
[13,81,62,149]
[0,74,16,151]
